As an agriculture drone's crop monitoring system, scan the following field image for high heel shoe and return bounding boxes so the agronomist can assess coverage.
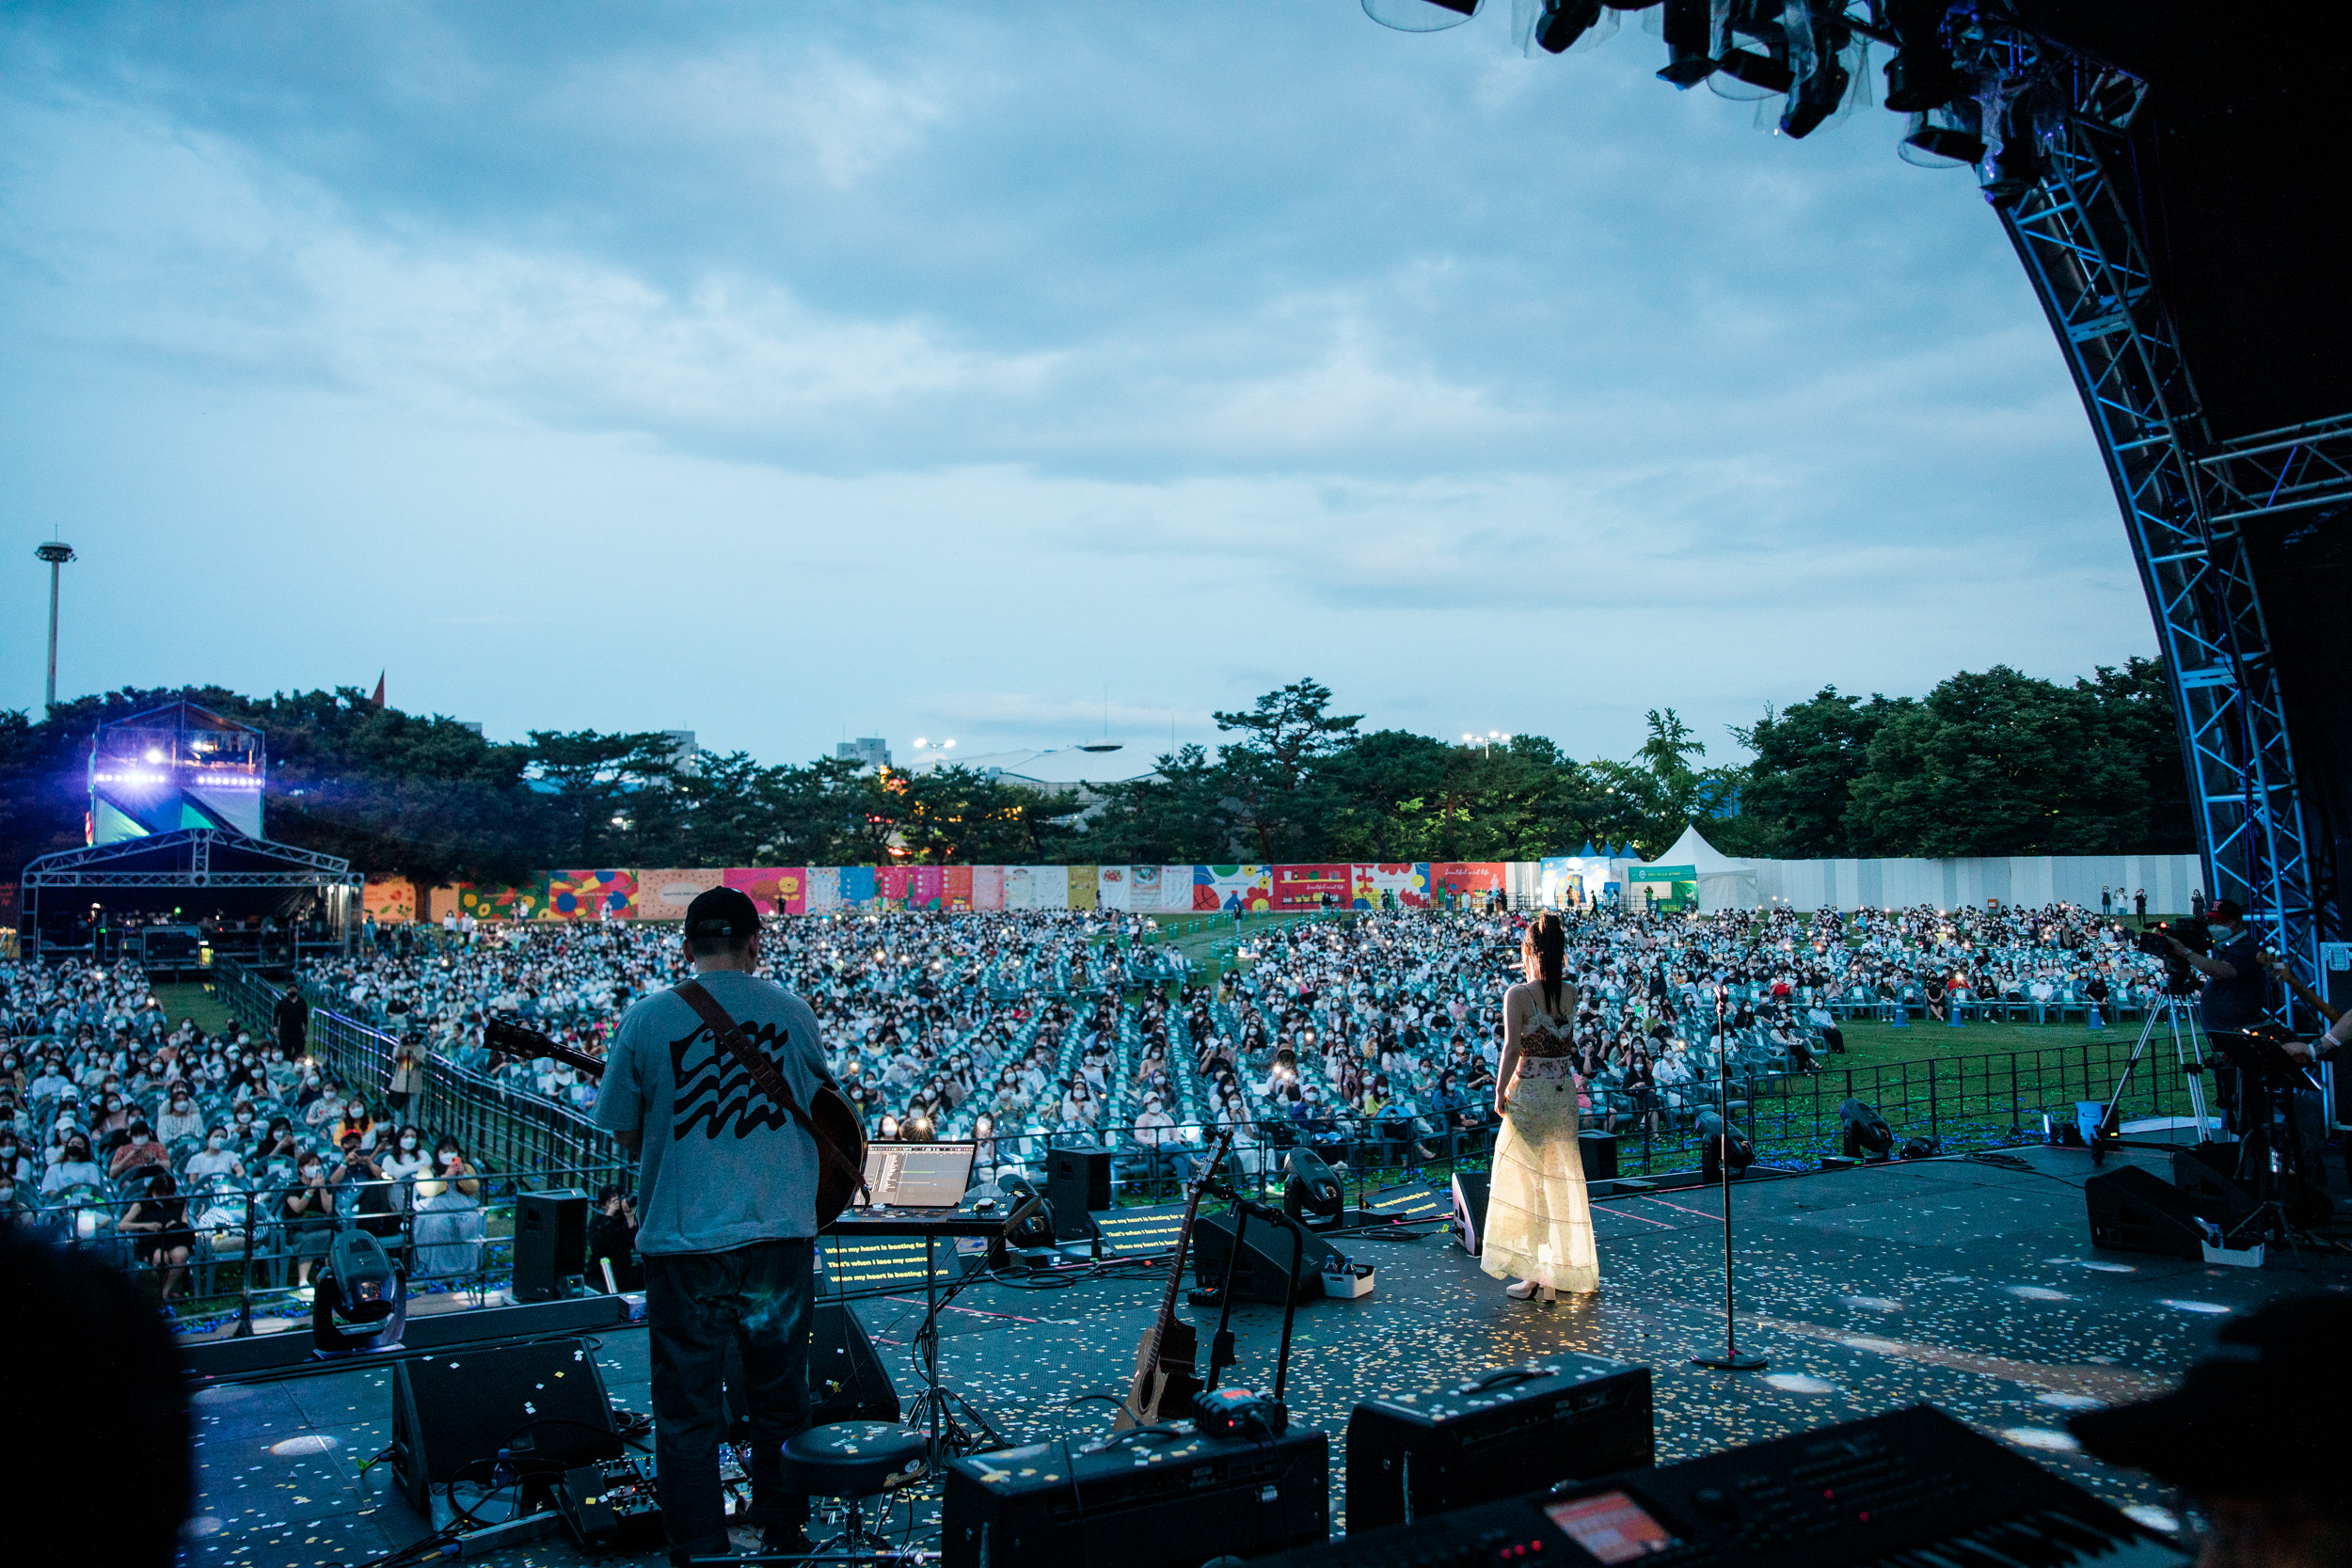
[1505,1278,1539,1300]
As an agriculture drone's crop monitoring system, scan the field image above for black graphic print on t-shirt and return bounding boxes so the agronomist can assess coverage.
[668,1019,796,1141]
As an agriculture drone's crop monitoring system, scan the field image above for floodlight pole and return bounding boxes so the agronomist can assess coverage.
[1692,986,1766,1372]
[36,542,75,711]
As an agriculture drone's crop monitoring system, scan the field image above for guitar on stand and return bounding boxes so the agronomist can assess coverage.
[1116,1127,1236,1430]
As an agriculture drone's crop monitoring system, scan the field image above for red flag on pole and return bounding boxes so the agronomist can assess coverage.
[370,672,386,707]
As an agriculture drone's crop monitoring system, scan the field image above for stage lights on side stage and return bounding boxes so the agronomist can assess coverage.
[1839,1098,1896,1162]
[1283,1148,1347,1229]
[1696,1109,1756,1182]
[312,1230,406,1356]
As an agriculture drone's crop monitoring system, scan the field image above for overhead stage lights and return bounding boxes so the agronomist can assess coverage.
[1778,10,1851,138]
[1532,0,1605,54]
[1655,0,1717,86]
[1881,0,1962,112]
[1364,0,1481,30]
[1900,108,1987,168]
[1715,40,1796,94]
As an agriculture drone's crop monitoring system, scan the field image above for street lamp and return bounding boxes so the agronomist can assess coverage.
[36,541,74,711]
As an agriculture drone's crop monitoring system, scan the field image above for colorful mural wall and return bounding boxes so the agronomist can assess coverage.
[357,862,1510,920]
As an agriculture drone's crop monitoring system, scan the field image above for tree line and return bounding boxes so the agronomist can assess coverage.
[0,660,2192,887]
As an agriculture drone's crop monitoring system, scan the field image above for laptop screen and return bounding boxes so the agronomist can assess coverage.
[858,1142,978,1210]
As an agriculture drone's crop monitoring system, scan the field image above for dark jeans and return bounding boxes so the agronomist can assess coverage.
[644,1237,816,1556]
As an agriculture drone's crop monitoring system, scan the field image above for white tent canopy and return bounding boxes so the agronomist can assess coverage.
[1633,824,1758,911]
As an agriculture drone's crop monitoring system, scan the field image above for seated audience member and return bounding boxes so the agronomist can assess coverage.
[185,1127,245,1183]
[119,1172,198,1301]
[110,1120,170,1182]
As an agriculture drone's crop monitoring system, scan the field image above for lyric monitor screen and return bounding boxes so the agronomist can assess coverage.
[858,1142,977,1210]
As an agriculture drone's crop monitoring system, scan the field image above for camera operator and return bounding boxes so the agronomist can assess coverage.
[2160,898,2266,1036]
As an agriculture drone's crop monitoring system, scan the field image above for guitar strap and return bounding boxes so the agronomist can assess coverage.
[673,979,864,1196]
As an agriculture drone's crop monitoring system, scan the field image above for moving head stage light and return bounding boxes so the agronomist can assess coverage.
[313,1230,407,1356]
[1839,1098,1896,1162]
[1695,1109,1756,1181]
[1284,1148,1347,1229]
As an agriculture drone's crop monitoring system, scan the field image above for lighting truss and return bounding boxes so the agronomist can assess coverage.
[1370,0,2346,989]
[21,827,363,890]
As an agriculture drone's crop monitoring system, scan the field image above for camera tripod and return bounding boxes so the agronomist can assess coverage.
[2090,990,2212,1162]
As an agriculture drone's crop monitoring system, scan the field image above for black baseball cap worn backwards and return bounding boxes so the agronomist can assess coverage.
[684,887,760,941]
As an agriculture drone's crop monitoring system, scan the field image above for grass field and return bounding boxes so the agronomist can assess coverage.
[152,981,239,1037]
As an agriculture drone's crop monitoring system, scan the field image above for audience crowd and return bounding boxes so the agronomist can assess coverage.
[0,896,2169,1303]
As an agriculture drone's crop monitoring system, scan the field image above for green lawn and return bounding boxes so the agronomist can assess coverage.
[153,981,240,1037]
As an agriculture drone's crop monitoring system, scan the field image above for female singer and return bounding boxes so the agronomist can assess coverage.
[1483,911,1600,1302]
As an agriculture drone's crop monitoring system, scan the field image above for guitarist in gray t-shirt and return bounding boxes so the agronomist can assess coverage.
[596,887,838,1563]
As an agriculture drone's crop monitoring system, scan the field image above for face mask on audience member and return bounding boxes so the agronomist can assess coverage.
[347,1101,365,1120]
[65,1140,90,1163]
[401,1136,418,1151]
[207,1133,226,1150]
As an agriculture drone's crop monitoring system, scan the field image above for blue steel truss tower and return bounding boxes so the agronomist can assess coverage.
[1982,29,2352,984]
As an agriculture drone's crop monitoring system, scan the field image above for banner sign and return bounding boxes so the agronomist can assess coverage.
[1194,864,1271,912]
[1629,863,1696,909]
[547,869,635,919]
[1097,865,1131,911]
[970,864,1005,911]
[1270,863,1350,912]
[361,879,416,923]
[1350,863,1429,910]
[722,866,804,916]
[1428,863,1506,897]
[637,867,721,920]
[943,864,974,911]
[456,879,548,921]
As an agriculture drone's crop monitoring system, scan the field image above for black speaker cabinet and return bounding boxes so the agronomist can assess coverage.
[723,1301,898,1441]
[1578,1132,1618,1182]
[512,1189,590,1302]
[1047,1148,1112,1240]
[1191,1210,1352,1304]
[2086,1164,2204,1259]
[944,1424,1327,1568]
[2171,1146,2260,1227]
[1450,1169,1489,1256]
[391,1338,618,1515]
[1345,1356,1654,1533]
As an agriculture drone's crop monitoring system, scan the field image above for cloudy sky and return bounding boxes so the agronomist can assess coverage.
[0,2,2147,768]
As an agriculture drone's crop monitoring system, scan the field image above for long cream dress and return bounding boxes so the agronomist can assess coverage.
[1479,1009,1600,1294]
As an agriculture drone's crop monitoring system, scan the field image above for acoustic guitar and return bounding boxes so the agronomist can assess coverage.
[484,1013,869,1226]
[1115,1126,1237,1431]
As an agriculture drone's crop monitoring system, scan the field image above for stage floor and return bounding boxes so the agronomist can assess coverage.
[182,1141,2351,1566]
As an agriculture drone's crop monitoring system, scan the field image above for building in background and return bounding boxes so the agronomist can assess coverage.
[835,736,891,772]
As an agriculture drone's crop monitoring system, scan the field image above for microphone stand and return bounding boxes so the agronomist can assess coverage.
[1692,985,1766,1372]
[1200,1188,1306,1402]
